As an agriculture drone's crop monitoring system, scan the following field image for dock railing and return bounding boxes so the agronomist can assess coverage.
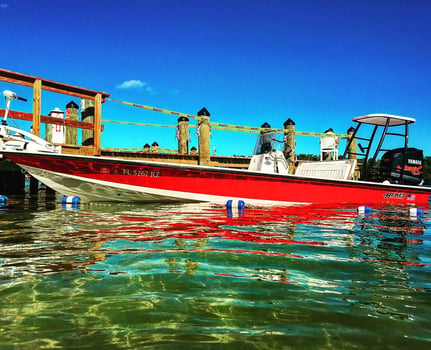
[0,68,109,155]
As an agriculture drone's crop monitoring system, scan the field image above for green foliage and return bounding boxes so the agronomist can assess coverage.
[297,154,319,161]
[423,157,431,185]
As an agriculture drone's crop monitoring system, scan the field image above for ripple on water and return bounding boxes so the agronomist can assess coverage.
[0,199,430,348]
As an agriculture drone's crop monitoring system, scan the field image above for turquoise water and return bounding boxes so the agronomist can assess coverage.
[0,195,430,349]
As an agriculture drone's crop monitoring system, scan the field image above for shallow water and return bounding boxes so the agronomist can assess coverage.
[0,195,430,349]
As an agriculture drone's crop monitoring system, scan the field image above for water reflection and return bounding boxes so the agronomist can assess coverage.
[0,200,428,285]
[0,197,430,348]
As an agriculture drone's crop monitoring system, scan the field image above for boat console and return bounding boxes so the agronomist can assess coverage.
[248,131,290,174]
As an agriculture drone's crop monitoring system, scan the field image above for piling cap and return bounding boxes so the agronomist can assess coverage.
[347,126,355,133]
[178,116,189,122]
[49,107,64,115]
[152,141,159,146]
[191,146,197,151]
[144,143,150,148]
[66,101,79,109]
[283,118,295,127]
[198,107,210,117]
[261,122,271,128]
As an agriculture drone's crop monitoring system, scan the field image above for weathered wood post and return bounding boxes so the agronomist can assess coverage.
[81,99,94,146]
[93,93,103,155]
[346,126,359,179]
[190,146,197,155]
[198,107,211,166]
[143,143,150,152]
[177,116,189,154]
[152,142,159,153]
[32,79,41,137]
[45,117,52,142]
[65,101,79,145]
[30,176,38,194]
[347,127,357,160]
[283,118,296,173]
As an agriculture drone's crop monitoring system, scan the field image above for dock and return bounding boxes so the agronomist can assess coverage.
[0,69,252,194]
[1,69,360,195]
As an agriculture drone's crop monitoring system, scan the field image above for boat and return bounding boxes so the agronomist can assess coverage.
[0,88,430,206]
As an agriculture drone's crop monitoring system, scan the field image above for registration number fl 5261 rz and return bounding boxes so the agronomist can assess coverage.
[122,169,160,177]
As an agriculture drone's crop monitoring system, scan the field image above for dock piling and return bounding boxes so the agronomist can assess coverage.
[178,116,189,154]
[198,108,211,166]
[283,118,296,172]
[65,101,79,145]
[81,99,94,146]
[347,127,357,160]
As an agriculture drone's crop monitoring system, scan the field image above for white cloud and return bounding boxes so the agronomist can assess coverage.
[0,3,9,8]
[116,80,145,89]
[116,79,155,94]
[169,88,180,95]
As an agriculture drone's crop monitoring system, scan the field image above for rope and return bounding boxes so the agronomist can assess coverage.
[106,97,348,138]
[107,97,200,121]
[102,119,195,129]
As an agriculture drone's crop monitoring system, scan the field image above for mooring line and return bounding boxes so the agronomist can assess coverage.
[101,119,180,128]
[107,98,200,121]
[106,97,348,138]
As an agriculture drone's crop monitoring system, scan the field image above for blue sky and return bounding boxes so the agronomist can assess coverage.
[1,0,431,157]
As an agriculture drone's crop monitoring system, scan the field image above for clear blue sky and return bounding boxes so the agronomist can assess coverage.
[1,0,431,157]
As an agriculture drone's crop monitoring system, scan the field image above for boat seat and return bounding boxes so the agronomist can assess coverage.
[295,159,357,180]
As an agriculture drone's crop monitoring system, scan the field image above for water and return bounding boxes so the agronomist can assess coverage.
[0,195,430,349]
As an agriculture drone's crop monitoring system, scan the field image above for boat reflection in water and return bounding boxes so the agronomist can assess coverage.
[0,199,429,348]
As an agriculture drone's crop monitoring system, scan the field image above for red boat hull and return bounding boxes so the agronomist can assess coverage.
[4,152,431,206]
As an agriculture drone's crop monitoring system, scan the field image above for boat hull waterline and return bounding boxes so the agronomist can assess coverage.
[4,152,431,206]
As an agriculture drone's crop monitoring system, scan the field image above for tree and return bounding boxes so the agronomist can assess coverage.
[423,157,431,185]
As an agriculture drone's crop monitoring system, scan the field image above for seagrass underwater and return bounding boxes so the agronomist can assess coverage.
[0,196,430,349]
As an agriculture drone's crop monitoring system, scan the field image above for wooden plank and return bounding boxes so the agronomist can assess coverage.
[0,69,110,100]
[93,93,102,155]
[0,109,33,122]
[0,109,95,130]
[60,145,95,156]
[32,79,41,136]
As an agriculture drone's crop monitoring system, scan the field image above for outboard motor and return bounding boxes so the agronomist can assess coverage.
[379,147,424,185]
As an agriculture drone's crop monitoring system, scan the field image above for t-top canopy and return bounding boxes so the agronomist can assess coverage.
[352,113,415,126]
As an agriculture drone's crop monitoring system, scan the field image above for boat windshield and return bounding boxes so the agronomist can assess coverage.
[253,132,285,155]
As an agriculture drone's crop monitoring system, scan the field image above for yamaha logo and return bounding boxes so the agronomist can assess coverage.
[408,159,421,165]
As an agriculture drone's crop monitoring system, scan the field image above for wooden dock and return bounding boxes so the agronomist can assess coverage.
[0,69,252,194]
[0,68,355,194]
